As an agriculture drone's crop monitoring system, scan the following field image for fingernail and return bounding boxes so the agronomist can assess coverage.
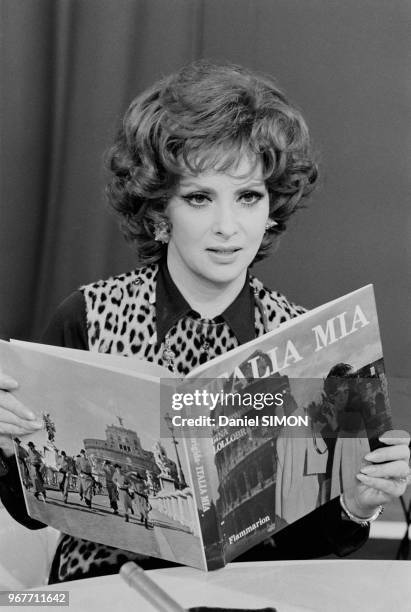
[33,420,43,429]
[356,473,370,482]
[26,411,37,420]
[360,466,375,475]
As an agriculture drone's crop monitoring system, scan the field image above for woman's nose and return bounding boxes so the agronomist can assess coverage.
[212,202,238,237]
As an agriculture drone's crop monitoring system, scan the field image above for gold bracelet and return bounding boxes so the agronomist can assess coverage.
[340,493,384,527]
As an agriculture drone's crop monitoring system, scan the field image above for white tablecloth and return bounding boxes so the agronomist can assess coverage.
[4,559,409,612]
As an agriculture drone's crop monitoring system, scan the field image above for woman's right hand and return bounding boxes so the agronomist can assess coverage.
[0,371,43,456]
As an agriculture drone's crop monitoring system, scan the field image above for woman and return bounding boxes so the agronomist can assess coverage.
[76,449,94,508]
[102,460,119,515]
[26,441,46,502]
[0,60,409,582]
[112,465,134,523]
[319,364,372,502]
[133,474,152,529]
[55,449,70,503]
[13,437,31,490]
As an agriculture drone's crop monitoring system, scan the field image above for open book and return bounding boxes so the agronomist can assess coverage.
[0,284,392,570]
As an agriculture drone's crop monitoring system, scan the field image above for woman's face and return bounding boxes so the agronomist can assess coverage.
[166,155,270,289]
[332,382,350,410]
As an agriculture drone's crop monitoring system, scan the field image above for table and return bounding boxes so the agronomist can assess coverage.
[20,560,411,612]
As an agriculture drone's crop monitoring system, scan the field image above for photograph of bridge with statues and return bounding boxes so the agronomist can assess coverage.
[1,343,207,569]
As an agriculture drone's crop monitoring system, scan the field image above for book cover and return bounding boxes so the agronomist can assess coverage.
[0,284,392,570]
[173,284,391,565]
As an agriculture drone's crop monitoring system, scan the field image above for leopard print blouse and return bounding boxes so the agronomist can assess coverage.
[48,263,306,583]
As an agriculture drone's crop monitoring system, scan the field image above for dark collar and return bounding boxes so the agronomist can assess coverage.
[156,263,256,345]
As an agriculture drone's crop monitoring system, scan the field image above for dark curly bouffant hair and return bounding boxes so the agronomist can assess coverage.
[323,363,355,399]
[106,60,318,264]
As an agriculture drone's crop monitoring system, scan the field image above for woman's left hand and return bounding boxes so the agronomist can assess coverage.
[344,431,410,518]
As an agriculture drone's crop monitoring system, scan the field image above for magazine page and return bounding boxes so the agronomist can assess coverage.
[185,284,376,380]
[10,340,173,379]
[0,341,207,570]
[171,285,392,562]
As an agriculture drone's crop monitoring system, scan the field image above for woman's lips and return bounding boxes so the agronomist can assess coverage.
[206,247,241,253]
[206,247,242,262]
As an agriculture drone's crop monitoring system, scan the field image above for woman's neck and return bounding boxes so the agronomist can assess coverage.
[166,259,247,319]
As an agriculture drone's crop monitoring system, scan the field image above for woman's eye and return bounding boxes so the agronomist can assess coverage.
[182,193,210,206]
[239,191,264,206]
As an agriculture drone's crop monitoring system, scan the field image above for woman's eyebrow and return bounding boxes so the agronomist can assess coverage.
[178,182,214,191]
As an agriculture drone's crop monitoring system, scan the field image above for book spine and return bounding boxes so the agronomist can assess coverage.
[181,429,225,570]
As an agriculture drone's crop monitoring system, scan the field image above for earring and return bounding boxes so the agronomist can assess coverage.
[153,220,171,244]
[265,219,277,231]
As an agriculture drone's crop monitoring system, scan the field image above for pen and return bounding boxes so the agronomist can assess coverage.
[120,561,187,612]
